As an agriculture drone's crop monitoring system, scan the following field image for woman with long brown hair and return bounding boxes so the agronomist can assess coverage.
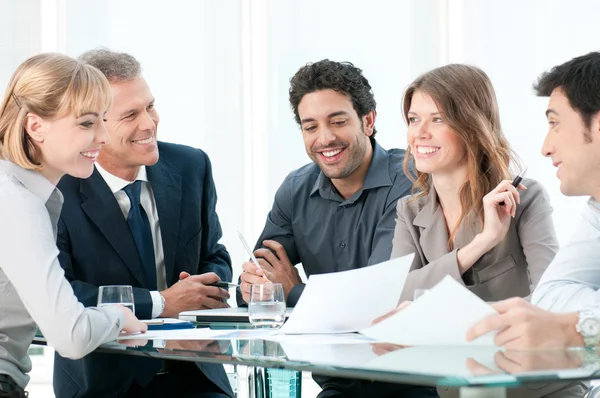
[392,64,556,303]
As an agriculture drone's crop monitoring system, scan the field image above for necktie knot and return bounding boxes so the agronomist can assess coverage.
[123,180,143,208]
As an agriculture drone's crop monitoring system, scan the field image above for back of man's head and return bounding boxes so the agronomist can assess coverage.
[79,48,141,83]
[534,52,600,130]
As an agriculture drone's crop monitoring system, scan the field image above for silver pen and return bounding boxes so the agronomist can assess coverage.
[237,231,270,281]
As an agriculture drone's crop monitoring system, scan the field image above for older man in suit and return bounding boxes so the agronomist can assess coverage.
[53,49,233,398]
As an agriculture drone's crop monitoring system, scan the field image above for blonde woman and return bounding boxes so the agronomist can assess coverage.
[0,53,146,397]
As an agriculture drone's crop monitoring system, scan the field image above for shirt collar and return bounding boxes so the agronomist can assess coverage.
[310,141,393,199]
[95,163,148,194]
[589,197,600,214]
[0,159,57,203]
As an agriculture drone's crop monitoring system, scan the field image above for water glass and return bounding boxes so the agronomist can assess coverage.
[413,289,430,300]
[98,285,135,314]
[248,283,285,328]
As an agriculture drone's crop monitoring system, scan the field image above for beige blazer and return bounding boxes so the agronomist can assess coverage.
[391,178,559,302]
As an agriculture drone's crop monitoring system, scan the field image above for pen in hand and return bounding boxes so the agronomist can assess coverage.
[499,165,528,206]
[237,231,270,281]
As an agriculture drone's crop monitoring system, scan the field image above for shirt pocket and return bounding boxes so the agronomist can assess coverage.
[477,255,518,284]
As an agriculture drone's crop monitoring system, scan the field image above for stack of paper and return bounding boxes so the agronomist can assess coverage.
[360,276,498,346]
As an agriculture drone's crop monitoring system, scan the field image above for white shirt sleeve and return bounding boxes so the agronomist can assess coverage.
[532,203,600,312]
[0,193,126,359]
[150,291,164,318]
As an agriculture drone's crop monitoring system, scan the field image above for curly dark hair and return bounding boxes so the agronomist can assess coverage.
[289,59,377,142]
[534,52,600,142]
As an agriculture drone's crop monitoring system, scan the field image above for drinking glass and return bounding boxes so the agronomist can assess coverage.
[248,284,285,328]
[98,285,135,314]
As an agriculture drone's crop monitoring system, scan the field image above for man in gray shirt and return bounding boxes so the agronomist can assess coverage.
[237,60,437,398]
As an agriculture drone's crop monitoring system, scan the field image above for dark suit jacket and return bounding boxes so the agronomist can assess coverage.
[52,141,233,397]
[392,178,558,302]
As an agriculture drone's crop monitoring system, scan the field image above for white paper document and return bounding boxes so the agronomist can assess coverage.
[360,276,498,346]
[280,254,413,334]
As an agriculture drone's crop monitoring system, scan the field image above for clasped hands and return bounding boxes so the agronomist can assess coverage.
[240,240,301,303]
[159,271,231,317]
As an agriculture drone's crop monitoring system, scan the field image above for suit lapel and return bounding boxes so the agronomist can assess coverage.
[413,188,451,263]
[80,169,148,286]
[147,156,182,285]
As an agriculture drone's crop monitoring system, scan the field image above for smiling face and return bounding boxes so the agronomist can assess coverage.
[26,109,109,184]
[97,76,159,180]
[298,89,374,181]
[542,88,600,198]
[406,90,467,178]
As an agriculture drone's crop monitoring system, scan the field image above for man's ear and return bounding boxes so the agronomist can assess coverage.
[24,113,45,143]
[362,110,377,137]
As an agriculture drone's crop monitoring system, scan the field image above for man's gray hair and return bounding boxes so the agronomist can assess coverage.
[78,48,141,82]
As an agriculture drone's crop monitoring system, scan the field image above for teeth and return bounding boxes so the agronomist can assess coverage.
[80,151,98,159]
[322,149,342,157]
[133,137,154,144]
[417,146,439,154]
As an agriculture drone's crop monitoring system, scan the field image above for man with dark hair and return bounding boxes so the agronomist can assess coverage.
[237,60,437,397]
[53,48,234,397]
[468,52,600,352]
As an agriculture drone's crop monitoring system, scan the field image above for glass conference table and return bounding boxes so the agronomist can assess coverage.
[34,323,600,398]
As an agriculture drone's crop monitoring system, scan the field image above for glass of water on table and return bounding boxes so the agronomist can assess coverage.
[98,285,135,314]
[248,283,286,328]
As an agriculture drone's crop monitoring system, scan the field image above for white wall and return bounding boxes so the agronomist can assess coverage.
[1,0,598,284]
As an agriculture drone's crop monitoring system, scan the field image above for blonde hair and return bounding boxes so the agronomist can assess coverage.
[0,53,113,169]
[402,64,520,248]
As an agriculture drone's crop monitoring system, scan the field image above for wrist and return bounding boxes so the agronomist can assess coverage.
[561,312,584,347]
[473,232,498,252]
[158,292,166,317]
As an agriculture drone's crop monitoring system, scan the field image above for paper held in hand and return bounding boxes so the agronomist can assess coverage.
[279,254,414,334]
[360,275,499,346]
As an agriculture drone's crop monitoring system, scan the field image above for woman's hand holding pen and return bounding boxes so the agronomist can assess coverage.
[480,179,527,249]
[456,177,527,275]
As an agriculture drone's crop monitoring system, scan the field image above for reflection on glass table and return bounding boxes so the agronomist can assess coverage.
[33,326,600,397]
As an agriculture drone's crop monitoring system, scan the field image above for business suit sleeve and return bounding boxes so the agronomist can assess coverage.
[57,218,154,319]
[391,199,464,301]
[198,153,232,282]
[515,180,558,297]
[236,176,301,306]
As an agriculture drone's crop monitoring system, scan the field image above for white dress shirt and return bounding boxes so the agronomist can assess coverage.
[95,163,166,318]
[0,159,125,388]
[533,198,600,312]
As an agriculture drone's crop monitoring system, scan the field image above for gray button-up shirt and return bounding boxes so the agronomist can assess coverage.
[237,141,412,306]
[0,159,125,388]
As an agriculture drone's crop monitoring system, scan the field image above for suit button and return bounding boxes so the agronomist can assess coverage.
[340,242,346,248]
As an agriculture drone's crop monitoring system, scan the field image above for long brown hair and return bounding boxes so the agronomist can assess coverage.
[402,64,520,248]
